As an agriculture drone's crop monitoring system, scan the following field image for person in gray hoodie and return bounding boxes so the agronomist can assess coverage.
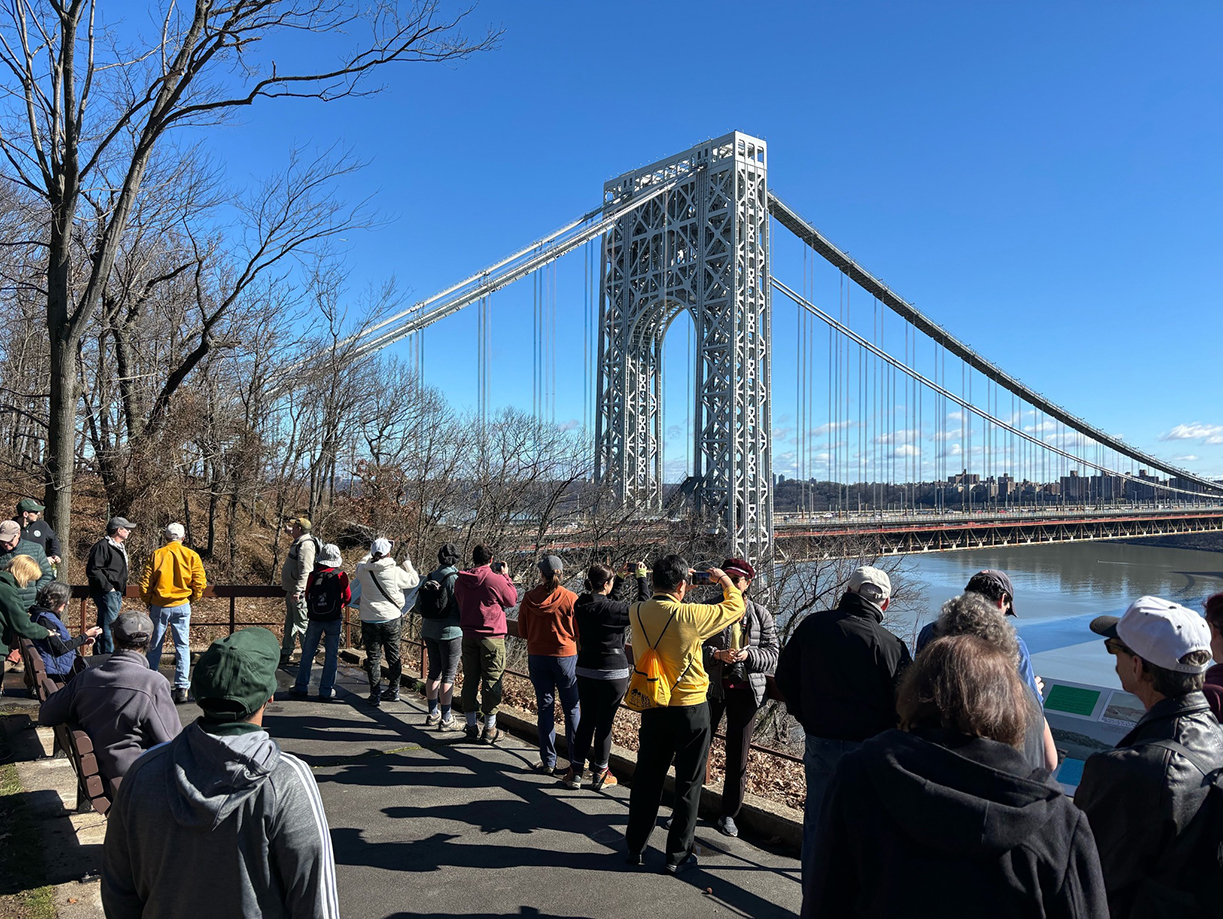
[101,627,339,919]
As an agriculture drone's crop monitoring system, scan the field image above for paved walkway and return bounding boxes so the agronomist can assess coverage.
[4,660,802,918]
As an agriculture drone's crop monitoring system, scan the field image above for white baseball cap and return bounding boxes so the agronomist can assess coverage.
[370,537,393,557]
[848,566,892,605]
[1090,596,1212,673]
[165,522,185,540]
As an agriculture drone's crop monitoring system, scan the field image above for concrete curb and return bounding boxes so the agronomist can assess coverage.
[379,659,803,852]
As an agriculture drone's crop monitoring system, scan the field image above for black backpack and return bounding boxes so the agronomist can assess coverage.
[306,569,345,622]
[417,570,457,620]
[1131,739,1223,917]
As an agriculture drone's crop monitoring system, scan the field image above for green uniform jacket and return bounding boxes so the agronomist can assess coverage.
[0,539,54,609]
[0,570,50,656]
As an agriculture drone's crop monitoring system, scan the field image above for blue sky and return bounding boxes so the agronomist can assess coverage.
[199,1,1223,480]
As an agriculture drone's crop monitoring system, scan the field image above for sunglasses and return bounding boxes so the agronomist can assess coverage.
[1105,638,1135,657]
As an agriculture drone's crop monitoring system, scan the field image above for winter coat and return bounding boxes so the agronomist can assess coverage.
[280,534,318,596]
[455,565,517,638]
[775,591,913,741]
[354,555,419,623]
[573,576,650,674]
[0,538,54,608]
[628,583,745,708]
[19,518,60,560]
[703,598,780,707]
[0,570,50,655]
[29,605,88,677]
[86,536,129,595]
[806,727,1108,919]
[38,649,180,786]
[101,721,339,919]
[1074,692,1223,918]
[516,583,579,657]
[140,540,207,607]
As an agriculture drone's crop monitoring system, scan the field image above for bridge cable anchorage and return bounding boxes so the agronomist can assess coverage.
[315,177,685,371]
[767,192,1221,494]
[771,277,1223,502]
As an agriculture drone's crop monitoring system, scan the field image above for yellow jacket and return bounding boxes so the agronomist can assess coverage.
[629,583,744,707]
[140,541,207,606]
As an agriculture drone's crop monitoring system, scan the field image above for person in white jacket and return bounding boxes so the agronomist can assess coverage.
[355,538,419,707]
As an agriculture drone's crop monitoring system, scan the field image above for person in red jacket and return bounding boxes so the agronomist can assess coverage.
[454,544,517,744]
[1203,592,1223,721]
[517,556,579,773]
[290,544,351,701]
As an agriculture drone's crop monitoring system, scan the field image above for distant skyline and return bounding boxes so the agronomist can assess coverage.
[193,1,1223,479]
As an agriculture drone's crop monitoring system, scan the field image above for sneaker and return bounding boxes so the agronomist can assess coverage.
[437,718,462,733]
[317,692,335,702]
[380,687,400,703]
[591,767,617,790]
[625,850,643,867]
[172,688,189,704]
[279,655,292,669]
[561,767,582,789]
[465,724,480,742]
[367,692,381,708]
[425,711,442,726]
[480,725,500,745]
[715,815,739,838]
[664,853,698,875]
[289,687,309,698]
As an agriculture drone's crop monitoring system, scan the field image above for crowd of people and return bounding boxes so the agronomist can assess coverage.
[1,496,1222,917]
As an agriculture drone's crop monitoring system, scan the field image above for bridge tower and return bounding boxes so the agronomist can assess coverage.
[595,132,773,561]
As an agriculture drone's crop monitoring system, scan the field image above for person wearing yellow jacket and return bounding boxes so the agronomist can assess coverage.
[140,523,207,703]
[624,555,744,874]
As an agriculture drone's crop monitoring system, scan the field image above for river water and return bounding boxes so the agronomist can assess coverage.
[892,541,1223,690]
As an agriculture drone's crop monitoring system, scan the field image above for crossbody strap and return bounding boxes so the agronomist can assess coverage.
[1142,739,1223,779]
[367,568,397,605]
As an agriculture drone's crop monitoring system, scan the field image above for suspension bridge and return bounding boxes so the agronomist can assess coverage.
[340,131,1223,560]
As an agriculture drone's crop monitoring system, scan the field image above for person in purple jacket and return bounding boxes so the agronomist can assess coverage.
[454,544,518,744]
[39,610,180,788]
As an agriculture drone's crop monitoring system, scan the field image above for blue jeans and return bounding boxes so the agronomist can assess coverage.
[802,736,860,892]
[92,589,123,655]
[147,603,192,689]
[294,619,342,697]
[527,654,580,768]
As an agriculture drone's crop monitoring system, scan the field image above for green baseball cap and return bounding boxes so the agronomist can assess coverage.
[191,628,280,722]
[17,498,44,514]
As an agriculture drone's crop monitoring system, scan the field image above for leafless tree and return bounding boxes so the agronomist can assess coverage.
[0,0,499,550]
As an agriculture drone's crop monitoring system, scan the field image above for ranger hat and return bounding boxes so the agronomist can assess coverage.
[191,628,281,721]
[16,498,43,514]
[1090,596,1212,674]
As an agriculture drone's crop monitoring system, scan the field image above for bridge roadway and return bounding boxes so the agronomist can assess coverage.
[266,663,801,918]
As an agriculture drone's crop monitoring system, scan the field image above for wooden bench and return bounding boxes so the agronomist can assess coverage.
[21,637,115,816]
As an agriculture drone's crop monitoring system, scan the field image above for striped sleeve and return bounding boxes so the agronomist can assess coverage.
[274,752,341,919]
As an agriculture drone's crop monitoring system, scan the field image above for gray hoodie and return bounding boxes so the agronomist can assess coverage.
[101,721,339,919]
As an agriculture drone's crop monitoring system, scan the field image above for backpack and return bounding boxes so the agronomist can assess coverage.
[623,603,690,712]
[306,569,345,622]
[417,570,457,620]
[1131,739,1223,917]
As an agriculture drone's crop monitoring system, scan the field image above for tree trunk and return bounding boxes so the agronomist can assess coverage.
[45,334,79,558]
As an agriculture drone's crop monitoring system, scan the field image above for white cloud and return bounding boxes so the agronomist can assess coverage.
[1175,454,1200,462]
[872,429,920,446]
[1159,423,1223,445]
[893,444,920,458]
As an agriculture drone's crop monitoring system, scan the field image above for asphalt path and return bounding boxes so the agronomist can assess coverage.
[269,663,802,919]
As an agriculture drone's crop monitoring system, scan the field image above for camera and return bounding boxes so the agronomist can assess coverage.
[691,569,713,584]
[491,561,506,574]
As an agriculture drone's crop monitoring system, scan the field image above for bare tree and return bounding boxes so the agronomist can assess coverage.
[0,0,498,550]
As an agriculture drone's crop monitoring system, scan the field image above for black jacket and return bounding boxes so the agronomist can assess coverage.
[806,728,1108,919]
[703,598,780,706]
[86,537,128,594]
[1074,692,1223,918]
[775,592,912,741]
[18,518,61,560]
[573,576,649,673]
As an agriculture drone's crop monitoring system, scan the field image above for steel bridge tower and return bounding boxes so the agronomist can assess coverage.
[595,132,773,561]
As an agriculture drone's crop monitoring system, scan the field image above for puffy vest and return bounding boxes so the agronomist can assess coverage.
[30,607,77,676]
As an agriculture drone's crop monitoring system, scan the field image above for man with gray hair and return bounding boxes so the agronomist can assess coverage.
[0,518,54,608]
[775,564,913,891]
[140,522,207,703]
[86,517,135,654]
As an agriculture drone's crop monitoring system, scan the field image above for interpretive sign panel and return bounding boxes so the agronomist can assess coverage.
[1042,678,1142,796]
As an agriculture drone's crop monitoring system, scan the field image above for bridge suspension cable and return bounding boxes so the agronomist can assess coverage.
[767,192,1220,494]
[772,277,1223,501]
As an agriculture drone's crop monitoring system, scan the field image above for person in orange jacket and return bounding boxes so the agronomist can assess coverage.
[140,522,207,703]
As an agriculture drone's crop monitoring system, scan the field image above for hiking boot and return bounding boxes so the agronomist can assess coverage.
[288,687,309,699]
[715,815,739,838]
[437,718,462,733]
[464,724,480,742]
[425,711,442,726]
[380,687,400,703]
[591,767,617,790]
[480,725,500,745]
[625,850,643,867]
[367,691,381,708]
[561,767,583,789]
[172,688,189,704]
